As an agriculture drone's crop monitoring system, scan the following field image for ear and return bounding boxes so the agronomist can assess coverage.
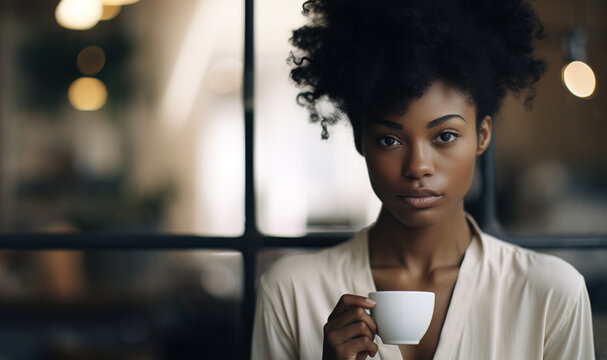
[476,115,492,155]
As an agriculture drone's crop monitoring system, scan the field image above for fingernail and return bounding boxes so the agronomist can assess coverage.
[365,298,376,305]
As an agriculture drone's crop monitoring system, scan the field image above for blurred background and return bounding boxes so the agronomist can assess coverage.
[0,0,605,359]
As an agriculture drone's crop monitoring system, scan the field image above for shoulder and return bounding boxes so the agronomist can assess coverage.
[258,249,323,291]
[480,232,585,301]
[471,232,594,356]
[258,232,363,296]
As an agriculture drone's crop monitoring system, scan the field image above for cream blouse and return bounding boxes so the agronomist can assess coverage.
[251,218,595,359]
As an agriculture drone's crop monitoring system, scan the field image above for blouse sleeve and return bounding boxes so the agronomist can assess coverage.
[543,278,595,360]
[251,276,298,360]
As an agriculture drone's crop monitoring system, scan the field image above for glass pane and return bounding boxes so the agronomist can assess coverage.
[254,0,381,236]
[0,0,244,235]
[495,0,607,234]
[0,249,243,359]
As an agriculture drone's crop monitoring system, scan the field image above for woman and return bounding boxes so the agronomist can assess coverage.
[251,0,595,359]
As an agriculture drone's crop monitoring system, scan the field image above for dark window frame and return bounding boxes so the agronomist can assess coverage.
[0,1,605,358]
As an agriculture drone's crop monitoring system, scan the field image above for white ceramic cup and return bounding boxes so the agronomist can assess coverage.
[368,291,435,345]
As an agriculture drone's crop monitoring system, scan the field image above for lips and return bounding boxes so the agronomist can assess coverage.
[396,189,443,209]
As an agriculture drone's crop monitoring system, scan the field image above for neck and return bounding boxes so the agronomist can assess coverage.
[369,206,472,274]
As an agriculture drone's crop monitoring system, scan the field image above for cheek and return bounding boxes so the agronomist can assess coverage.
[364,154,400,190]
[440,147,477,193]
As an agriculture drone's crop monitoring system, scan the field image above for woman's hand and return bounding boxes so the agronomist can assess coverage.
[322,294,378,360]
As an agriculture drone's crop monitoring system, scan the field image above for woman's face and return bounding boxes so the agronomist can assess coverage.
[361,81,492,228]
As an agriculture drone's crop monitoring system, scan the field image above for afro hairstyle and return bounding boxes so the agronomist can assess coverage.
[289,0,547,152]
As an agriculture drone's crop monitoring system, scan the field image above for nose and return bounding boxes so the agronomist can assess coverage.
[402,142,434,179]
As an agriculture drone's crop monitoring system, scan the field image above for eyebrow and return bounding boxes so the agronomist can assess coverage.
[372,114,467,130]
[427,114,467,128]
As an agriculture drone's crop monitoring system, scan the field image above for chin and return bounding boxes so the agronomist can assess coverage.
[387,205,447,229]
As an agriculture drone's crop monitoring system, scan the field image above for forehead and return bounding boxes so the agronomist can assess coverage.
[365,81,476,127]
[389,82,475,122]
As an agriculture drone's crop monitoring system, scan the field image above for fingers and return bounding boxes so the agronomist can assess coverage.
[326,321,376,346]
[328,305,377,334]
[334,336,378,358]
[329,294,376,320]
[322,294,379,360]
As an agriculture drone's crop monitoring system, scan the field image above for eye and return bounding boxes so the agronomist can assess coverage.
[376,136,402,147]
[434,131,458,144]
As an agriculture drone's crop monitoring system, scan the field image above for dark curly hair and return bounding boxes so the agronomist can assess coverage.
[289,0,546,153]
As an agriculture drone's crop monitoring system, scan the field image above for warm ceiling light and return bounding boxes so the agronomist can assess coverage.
[68,77,108,111]
[101,4,121,20]
[562,61,596,98]
[55,0,103,31]
[102,0,139,5]
[77,45,106,75]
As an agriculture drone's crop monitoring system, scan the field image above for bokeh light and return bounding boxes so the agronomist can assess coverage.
[77,46,106,75]
[562,61,596,98]
[206,59,243,95]
[68,77,108,111]
[101,4,122,20]
[55,0,103,31]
